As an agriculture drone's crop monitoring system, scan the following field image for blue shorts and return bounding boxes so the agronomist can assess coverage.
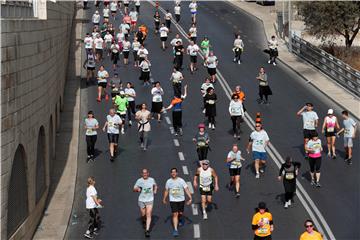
[253,151,267,161]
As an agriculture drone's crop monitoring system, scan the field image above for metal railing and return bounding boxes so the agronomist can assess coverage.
[291,34,360,97]
[1,0,34,18]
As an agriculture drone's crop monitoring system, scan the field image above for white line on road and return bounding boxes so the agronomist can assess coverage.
[169,126,174,134]
[178,152,185,161]
[182,165,189,175]
[191,203,198,215]
[186,181,194,194]
[165,116,171,125]
[193,224,200,239]
[173,139,180,147]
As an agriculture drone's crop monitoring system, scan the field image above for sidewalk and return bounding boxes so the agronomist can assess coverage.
[32,5,85,240]
[228,1,360,120]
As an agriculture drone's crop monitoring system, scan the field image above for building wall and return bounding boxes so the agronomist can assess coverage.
[1,1,75,239]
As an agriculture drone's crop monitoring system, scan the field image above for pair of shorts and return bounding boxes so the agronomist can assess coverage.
[111,10,116,14]
[253,151,267,161]
[123,51,130,59]
[344,137,353,147]
[87,66,95,70]
[325,131,336,137]
[170,201,185,213]
[124,3,129,7]
[303,129,317,139]
[207,67,216,76]
[107,133,119,143]
[199,185,214,196]
[190,56,197,63]
[254,235,272,240]
[138,201,153,209]
[98,82,107,88]
[131,20,137,25]
[191,11,197,15]
[95,48,103,56]
[229,167,241,176]
[160,36,168,42]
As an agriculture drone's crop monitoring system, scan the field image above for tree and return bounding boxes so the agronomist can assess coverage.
[297,1,360,48]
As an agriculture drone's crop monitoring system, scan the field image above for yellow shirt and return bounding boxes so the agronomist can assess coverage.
[300,231,323,240]
[252,212,273,237]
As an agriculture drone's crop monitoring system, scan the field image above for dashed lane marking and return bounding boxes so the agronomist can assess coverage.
[173,139,180,147]
[191,203,199,216]
[178,152,185,161]
[182,165,189,175]
[169,126,175,134]
[193,224,200,239]
[165,116,171,125]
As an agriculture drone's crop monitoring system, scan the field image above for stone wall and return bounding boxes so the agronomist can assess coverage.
[1,1,75,239]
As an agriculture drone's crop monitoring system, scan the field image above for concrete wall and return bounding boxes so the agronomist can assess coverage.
[1,1,75,239]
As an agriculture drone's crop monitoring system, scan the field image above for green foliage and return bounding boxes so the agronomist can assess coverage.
[297,1,360,48]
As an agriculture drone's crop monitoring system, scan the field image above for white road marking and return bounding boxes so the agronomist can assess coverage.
[169,126,174,134]
[149,2,336,239]
[165,116,171,125]
[186,181,194,194]
[173,139,180,147]
[193,224,200,239]
[182,165,189,175]
[178,152,185,161]
[191,203,198,215]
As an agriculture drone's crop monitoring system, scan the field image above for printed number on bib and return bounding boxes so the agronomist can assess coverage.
[285,172,294,180]
[171,188,181,197]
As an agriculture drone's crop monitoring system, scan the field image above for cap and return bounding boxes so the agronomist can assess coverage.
[198,123,205,129]
[258,202,266,209]
[119,91,125,95]
[327,109,334,115]
[202,159,209,165]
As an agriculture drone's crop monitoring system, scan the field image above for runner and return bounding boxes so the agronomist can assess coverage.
[151,82,164,122]
[104,31,114,57]
[173,40,184,70]
[233,34,244,64]
[135,103,151,151]
[133,169,158,238]
[100,21,108,39]
[165,9,172,32]
[256,67,272,104]
[107,23,115,37]
[252,202,274,240]
[94,34,104,62]
[229,93,244,139]
[116,29,125,53]
[114,91,129,134]
[305,132,323,187]
[163,85,188,136]
[170,34,183,48]
[200,36,211,59]
[103,5,110,22]
[247,123,270,179]
[159,23,169,50]
[139,56,151,86]
[84,33,94,54]
[137,25,148,45]
[109,73,121,101]
[268,35,278,66]
[189,0,197,23]
[120,18,131,39]
[84,176,103,239]
[193,160,219,220]
[163,168,192,237]
[170,67,184,97]
[110,40,120,70]
[278,157,301,209]
[296,103,319,158]
[137,44,149,63]
[192,123,210,165]
[124,82,136,126]
[96,65,109,102]
[299,220,323,240]
[122,37,131,65]
[110,0,117,20]
[205,51,218,83]
[123,0,130,14]
[102,108,122,161]
[83,49,96,84]
[233,85,247,112]
[321,109,340,159]
[129,8,138,32]
[132,37,141,67]
[153,11,161,34]
[226,144,245,197]
[92,10,100,26]
[91,26,99,40]
[85,111,99,162]
[204,87,217,129]
[135,0,141,13]
[336,110,357,165]
[188,23,197,43]
[186,40,199,74]
[174,3,181,23]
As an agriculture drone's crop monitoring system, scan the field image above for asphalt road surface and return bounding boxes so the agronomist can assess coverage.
[65,1,359,239]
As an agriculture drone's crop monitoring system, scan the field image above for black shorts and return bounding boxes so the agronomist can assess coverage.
[124,3,129,7]
[325,131,336,137]
[199,185,214,196]
[170,201,185,213]
[87,66,95,70]
[111,10,116,14]
[229,168,241,176]
[123,51,130,59]
[107,133,119,143]
[190,56,197,63]
[207,67,216,76]
[95,49,103,57]
[254,235,272,240]
[160,36,168,42]
[303,129,317,139]
[98,82,107,88]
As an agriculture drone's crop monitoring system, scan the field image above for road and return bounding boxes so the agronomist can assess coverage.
[65,1,359,239]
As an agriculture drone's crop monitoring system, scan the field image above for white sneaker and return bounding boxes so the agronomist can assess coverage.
[284,202,289,209]
[287,200,291,206]
[212,125,215,130]
[233,58,237,62]
[128,120,132,126]
[238,60,241,64]
[202,109,206,114]
[268,60,271,64]
[209,123,212,128]
[255,173,260,179]
[121,128,125,134]
[273,62,276,66]
[203,211,208,220]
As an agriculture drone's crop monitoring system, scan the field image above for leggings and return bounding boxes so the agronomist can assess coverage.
[269,49,277,63]
[173,83,182,97]
[174,55,183,69]
[139,131,149,148]
[86,135,97,156]
[166,19,171,30]
[208,116,215,125]
[172,111,182,133]
[197,147,208,160]
[234,48,242,62]
[231,116,242,135]
[127,101,136,121]
[88,208,99,233]
[285,191,294,202]
[308,157,321,173]
[175,14,180,23]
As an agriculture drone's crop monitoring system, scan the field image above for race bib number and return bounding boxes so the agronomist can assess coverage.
[142,188,152,194]
[258,227,267,234]
[285,172,294,180]
[170,188,181,197]
[208,100,215,104]
[155,96,161,102]
[108,122,114,128]
[198,141,206,147]
[176,52,181,55]
[200,186,211,192]
[86,129,94,135]
[255,140,264,146]
[327,127,334,132]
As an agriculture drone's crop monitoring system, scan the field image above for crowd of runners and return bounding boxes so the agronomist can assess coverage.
[81,1,357,239]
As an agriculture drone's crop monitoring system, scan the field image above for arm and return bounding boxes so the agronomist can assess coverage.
[162,189,169,204]
[153,183,158,194]
[278,165,284,180]
[296,106,306,116]
[102,122,108,132]
[193,168,200,189]
[184,187,192,205]
[182,85,188,99]
[247,141,253,154]
[212,169,219,191]
[321,118,326,133]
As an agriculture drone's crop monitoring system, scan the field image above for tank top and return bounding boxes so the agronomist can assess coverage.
[199,167,212,188]
[87,54,96,68]
[284,164,295,180]
[325,116,336,132]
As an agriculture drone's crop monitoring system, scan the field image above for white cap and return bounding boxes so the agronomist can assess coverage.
[119,91,125,95]
[327,109,334,115]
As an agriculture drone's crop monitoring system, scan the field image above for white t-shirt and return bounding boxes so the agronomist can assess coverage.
[234,38,244,49]
[268,39,278,49]
[116,32,125,43]
[129,11,138,21]
[343,118,357,138]
[151,87,164,102]
[107,114,122,134]
[189,2,197,13]
[92,32,98,39]
[207,56,218,68]
[135,0,140,6]
[171,38,183,46]
[187,44,199,56]
[92,14,100,24]
[137,48,149,58]
[124,87,136,101]
[132,41,141,51]
[85,118,99,136]
[227,150,242,169]
[140,60,151,71]
[123,41,131,51]
[301,111,319,130]
[120,23,130,34]
[134,177,156,202]
[97,70,108,83]
[160,27,169,37]
[171,71,183,83]
[250,130,270,153]
[111,43,120,53]
[165,12,172,20]
[174,5,181,15]
[94,38,104,49]
[110,2,117,11]
[86,185,97,209]
[189,27,197,37]
[84,36,94,49]
[104,34,113,43]
[103,8,110,18]
[165,177,188,202]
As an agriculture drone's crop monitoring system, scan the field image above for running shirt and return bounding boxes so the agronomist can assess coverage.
[165,12,172,20]
[174,45,184,56]
[189,2,197,13]
[189,27,197,37]
[111,43,120,53]
[97,70,108,83]
[92,31,98,39]
[103,8,110,18]
[199,168,213,189]
[207,56,217,68]
[252,212,273,237]
[123,40,131,51]
[171,37,183,46]
[124,87,135,101]
[129,11,138,21]
[160,27,169,37]
[250,130,270,153]
[85,118,99,136]
[135,110,151,132]
[134,177,157,202]
[307,139,322,158]
[187,44,199,56]
[132,41,141,51]
[194,132,209,147]
[174,5,181,15]
[324,116,337,133]
[151,87,164,102]
[165,177,188,202]
[201,40,210,50]
[301,111,319,130]
[86,185,97,209]
[137,48,149,58]
[114,96,128,113]
[92,13,100,24]
[234,38,244,49]
[94,37,104,49]
[106,114,122,134]
[227,150,242,169]
[120,23,130,34]
[110,2,117,11]
[86,53,96,68]
[139,60,151,71]
[104,33,113,43]
[229,100,244,116]
[201,83,214,97]
[343,118,356,138]
[300,231,323,240]
[84,36,94,49]
[171,71,183,83]
[268,39,278,49]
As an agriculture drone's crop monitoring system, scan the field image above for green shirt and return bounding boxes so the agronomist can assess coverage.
[115,96,128,113]
[201,40,210,50]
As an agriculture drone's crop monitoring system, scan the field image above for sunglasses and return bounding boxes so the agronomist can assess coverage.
[306,225,313,228]
[203,163,209,166]
[255,125,261,128]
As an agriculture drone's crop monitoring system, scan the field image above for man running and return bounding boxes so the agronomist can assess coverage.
[84,33,94,54]
[226,144,245,197]
[135,103,151,151]
[229,94,244,139]
[187,40,199,74]
[173,40,184,70]
[159,23,170,50]
[233,34,244,64]
[92,10,100,26]
[252,202,274,240]
[205,51,218,83]
[268,35,278,66]
[165,9,172,32]
[102,108,122,161]
[247,123,270,179]
[200,36,211,59]
[114,91,129,134]
[192,123,210,165]
[170,67,184,97]
[336,110,357,165]
[163,168,192,237]
[94,33,104,62]
[133,169,158,238]
[193,160,219,220]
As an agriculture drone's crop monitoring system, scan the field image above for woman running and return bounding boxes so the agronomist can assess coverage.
[124,82,136,126]
[139,56,151,86]
[132,37,141,67]
[159,23,169,50]
[151,82,164,122]
[110,40,120,70]
[122,37,131,65]
[97,65,109,102]
[85,111,99,161]
[256,67,272,104]
[204,87,217,129]
[321,109,340,158]
[229,94,244,139]
[206,51,218,83]
[135,103,151,151]
[154,11,161,33]
[305,132,323,187]
[188,23,197,43]
[233,34,244,64]
[192,123,210,165]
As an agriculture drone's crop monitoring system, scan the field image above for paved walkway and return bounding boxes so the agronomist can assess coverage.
[32,4,84,240]
[229,1,360,120]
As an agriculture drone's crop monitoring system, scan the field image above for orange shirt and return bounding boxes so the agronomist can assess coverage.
[233,91,245,101]
[252,212,273,237]
[299,231,323,240]
[170,97,182,106]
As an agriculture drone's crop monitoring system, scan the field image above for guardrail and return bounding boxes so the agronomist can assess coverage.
[1,0,34,18]
[291,34,360,97]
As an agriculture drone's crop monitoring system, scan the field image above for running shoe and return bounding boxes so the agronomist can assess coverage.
[84,231,93,239]
[145,230,150,238]
[255,173,260,179]
[178,218,185,227]
[172,230,179,237]
[203,211,208,220]
[284,202,289,209]
[315,182,321,188]
[235,192,240,198]
[259,169,264,173]
[310,180,315,186]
